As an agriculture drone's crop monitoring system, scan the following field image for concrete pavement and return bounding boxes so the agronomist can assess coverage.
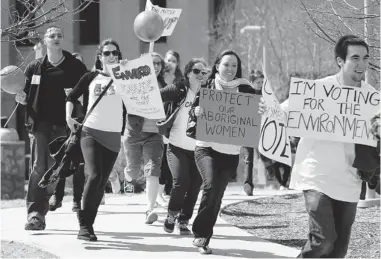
[1,184,300,258]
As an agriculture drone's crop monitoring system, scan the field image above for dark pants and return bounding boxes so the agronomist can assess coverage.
[159,144,173,195]
[81,132,118,217]
[26,121,67,222]
[166,144,202,221]
[192,146,239,245]
[53,164,85,203]
[299,190,357,258]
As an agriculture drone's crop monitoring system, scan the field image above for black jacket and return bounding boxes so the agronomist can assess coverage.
[23,50,87,133]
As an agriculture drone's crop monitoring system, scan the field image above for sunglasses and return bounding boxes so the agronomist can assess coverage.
[192,68,208,76]
[102,50,119,57]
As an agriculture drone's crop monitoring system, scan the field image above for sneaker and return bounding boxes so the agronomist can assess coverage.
[124,181,135,194]
[199,246,212,254]
[72,201,81,212]
[193,237,208,247]
[164,213,177,233]
[49,196,62,211]
[145,210,158,224]
[177,220,192,235]
[243,182,253,196]
[25,217,46,231]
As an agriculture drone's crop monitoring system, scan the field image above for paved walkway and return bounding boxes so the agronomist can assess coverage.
[1,184,300,258]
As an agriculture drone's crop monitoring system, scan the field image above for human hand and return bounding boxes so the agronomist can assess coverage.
[194,106,205,117]
[120,59,129,66]
[66,116,78,132]
[258,97,267,115]
[15,91,27,105]
[64,88,72,96]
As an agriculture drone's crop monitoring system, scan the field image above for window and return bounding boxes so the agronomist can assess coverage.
[15,0,36,46]
[79,0,100,45]
[152,0,166,43]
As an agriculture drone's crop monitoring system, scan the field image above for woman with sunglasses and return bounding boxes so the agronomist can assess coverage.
[188,49,254,254]
[161,58,208,235]
[66,38,126,241]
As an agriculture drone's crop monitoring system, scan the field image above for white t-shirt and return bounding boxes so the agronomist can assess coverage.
[287,75,361,202]
[83,74,123,132]
[169,89,197,150]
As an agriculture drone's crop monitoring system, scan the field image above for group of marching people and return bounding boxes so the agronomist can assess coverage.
[17,25,380,257]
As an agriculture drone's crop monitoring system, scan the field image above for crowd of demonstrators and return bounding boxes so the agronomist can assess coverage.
[66,38,127,241]
[187,49,256,254]
[160,58,208,235]
[16,24,380,258]
[16,26,87,231]
[259,35,371,258]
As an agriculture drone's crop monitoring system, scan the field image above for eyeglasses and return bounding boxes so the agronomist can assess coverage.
[192,68,208,76]
[102,50,119,57]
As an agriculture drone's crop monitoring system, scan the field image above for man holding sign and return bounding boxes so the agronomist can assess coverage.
[260,35,377,258]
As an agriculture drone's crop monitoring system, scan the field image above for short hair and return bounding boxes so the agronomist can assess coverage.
[44,25,64,37]
[209,49,243,80]
[183,58,208,80]
[335,35,369,67]
[94,38,123,70]
[249,69,264,83]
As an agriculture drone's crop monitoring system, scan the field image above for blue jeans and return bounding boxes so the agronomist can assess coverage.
[123,131,163,180]
[166,144,202,221]
[26,121,67,222]
[192,146,239,245]
[299,190,357,258]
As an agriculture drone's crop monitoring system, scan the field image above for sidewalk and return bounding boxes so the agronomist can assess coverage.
[1,184,300,258]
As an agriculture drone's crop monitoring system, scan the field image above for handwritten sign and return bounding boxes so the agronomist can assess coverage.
[287,77,379,147]
[196,88,261,147]
[145,0,182,37]
[107,55,165,119]
[258,78,292,165]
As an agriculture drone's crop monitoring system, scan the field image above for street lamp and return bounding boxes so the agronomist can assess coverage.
[240,25,267,77]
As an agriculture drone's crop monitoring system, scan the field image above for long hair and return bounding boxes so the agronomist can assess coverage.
[165,50,183,80]
[94,38,123,71]
[209,49,242,80]
[183,58,208,81]
[151,52,166,88]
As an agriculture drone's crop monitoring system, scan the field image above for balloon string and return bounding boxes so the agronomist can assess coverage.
[3,103,20,128]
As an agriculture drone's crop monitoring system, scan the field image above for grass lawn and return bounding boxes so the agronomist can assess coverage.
[220,193,380,258]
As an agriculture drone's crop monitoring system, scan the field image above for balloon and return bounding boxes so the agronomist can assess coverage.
[0,65,25,95]
[134,11,164,42]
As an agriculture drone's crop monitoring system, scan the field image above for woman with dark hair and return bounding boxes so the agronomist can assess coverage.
[188,49,255,254]
[162,58,208,235]
[66,38,126,241]
[164,50,184,86]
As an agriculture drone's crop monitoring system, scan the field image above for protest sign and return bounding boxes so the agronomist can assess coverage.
[107,55,165,119]
[287,77,379,147]
[145,0,182,37]
[258,78,292,165]
[196,88,261,147]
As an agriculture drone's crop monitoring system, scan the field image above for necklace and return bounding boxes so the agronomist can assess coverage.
[50,55,65,66]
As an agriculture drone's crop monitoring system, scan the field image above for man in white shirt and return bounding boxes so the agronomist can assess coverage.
[260,35,370,258]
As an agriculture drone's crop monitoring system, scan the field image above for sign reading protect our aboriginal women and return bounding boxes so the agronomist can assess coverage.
[196,88,261,147]
[108,55,165,119]
[145,0,182,37]
[287,77,379,147]
[258,78,292,166]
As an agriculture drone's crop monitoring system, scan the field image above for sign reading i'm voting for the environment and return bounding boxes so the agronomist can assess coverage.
[107,55,165,120]
[145,0,182,37]
[287,77,379,147]
[258,78,292,166]
[196,88,262,147]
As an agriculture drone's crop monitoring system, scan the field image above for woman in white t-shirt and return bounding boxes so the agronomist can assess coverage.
[188,49,255,254]
[162,58,208,235]
[66,38,126,242]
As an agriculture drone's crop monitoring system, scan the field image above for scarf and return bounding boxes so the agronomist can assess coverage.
[214,73,253,91]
